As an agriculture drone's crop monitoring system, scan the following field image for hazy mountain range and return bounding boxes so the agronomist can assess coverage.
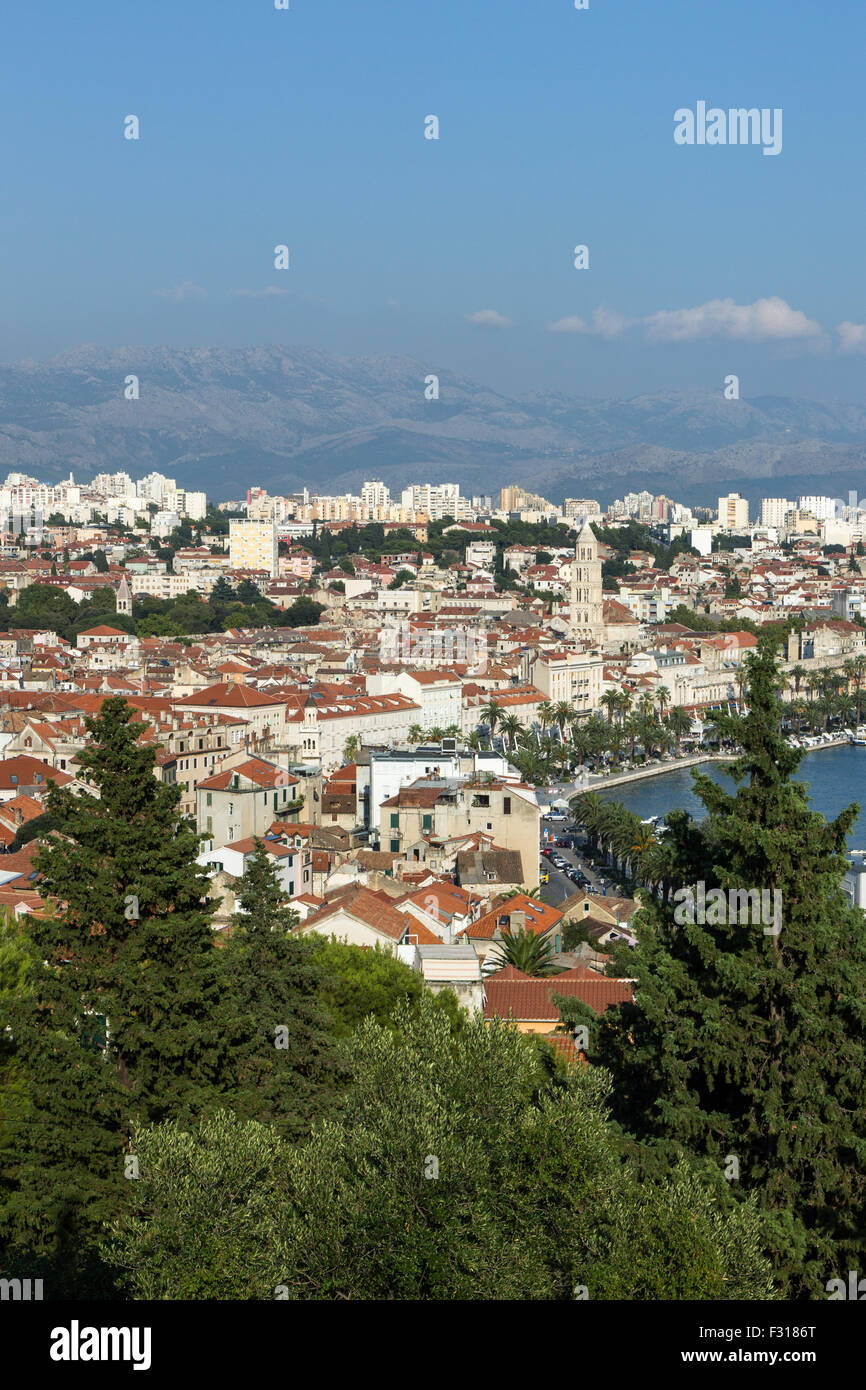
[1,344,865,509]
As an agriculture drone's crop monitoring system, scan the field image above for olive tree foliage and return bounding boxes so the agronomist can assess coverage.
[105,1001,774,1301]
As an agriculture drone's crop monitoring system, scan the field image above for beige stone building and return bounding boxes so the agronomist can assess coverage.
[530,648,604,716]
[379,776,540,884]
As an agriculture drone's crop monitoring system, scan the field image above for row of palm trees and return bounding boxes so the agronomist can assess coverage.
[570,791,685,904]
[407,723,462,745]
[473,692,698,787]
[785,658,866,733]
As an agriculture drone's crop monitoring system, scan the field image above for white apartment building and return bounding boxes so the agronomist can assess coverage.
[176,490,207,520]
[466,540,497,569]
[137,471,175,505]
[761,497,792,527]
[151,510,180,537]
[92,472,136,498]
[229,518,278,577]
[797,495,839,522]
[718,493,749,531]
[367,669,463,731]
[401,483,466,520]
[361,480,391,508]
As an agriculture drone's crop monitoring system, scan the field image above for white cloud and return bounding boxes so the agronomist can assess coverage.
[643,296,821,343]
[465,308,513,328]
[546,308,635,339]
[591,306,635,339]
[154,280,207,303]
[836,321,866,354]
[232,285,290,298]
[546,315,588,334]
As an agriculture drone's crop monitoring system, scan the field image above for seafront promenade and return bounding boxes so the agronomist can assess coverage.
[586,752,735,792]
[578,730,854,794]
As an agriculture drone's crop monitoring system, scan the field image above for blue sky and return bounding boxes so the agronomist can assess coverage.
[1,0,864,400]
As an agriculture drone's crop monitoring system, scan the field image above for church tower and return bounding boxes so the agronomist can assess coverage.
[569,519,605,645]
[116,572,132,617]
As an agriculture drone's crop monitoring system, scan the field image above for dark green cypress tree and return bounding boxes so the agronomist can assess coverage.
[1,696,224,1276]
[217,840,340,1140]
[594,638,866,1295]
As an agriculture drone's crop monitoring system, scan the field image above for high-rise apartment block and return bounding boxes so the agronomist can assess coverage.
[401,483,463,520]
[361,480,391,508]
[564,498,601,519]
[760,497,791,527]
[229,518,278,577]
[717,492,749,531]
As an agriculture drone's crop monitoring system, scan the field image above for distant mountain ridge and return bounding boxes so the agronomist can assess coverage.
[0,344,864,505]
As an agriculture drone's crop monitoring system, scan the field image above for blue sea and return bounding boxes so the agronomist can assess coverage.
[598,745,866,848]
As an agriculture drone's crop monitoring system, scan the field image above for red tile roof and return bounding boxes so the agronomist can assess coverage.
[483,968,635,1023]
[302,885,411,942]
[461,893,563,941]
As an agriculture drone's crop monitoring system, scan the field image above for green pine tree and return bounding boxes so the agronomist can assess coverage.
[217,840,340,1140]
[0,696,224,1276]
[592,638,866,1295]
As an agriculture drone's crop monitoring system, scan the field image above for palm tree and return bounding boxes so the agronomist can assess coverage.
[789,697,807,735]
[500,712,522,751]
[466,729,484,753]
[630,825,657,858]
[655,685,671,720]
[848,655,866,723]
[789,663,808,698]
[510,747,550,786]
[537,700,555,735]
[489,926,558,977]
[667,706,692,757]
[553,701,574,741]
[480,700,503,738]
[733,667,748,712]
[606,724,624,769]
[570,722,592,771]
[624,713,639,764]
[600,690,619,725]
[407,723,424,744]
[343,734,360,764]
[617,690,634,725]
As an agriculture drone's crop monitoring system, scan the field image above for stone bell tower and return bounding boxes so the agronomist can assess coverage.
[569,519,605,645]
[116,572,132,617]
